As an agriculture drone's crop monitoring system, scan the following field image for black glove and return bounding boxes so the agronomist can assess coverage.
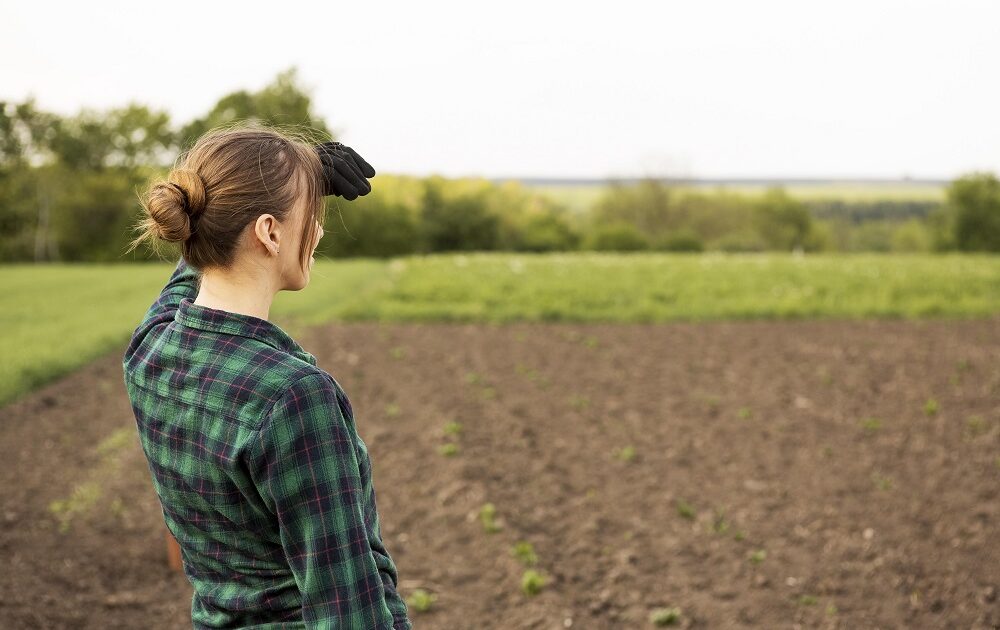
[314,141,376,200]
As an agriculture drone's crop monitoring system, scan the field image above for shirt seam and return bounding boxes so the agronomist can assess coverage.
[253,370,332,435]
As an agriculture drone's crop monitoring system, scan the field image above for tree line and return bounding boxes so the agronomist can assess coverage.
[2,68,997,262]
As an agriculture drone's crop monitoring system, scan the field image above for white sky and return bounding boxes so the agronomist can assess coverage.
[4,0,999,179]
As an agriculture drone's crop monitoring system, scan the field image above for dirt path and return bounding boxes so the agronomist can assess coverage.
[1,318,998,629]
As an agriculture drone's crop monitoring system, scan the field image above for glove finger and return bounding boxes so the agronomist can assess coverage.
[329,168,360,200]
[333,156,371,195]
[337,150,369,187]
[317,153,342,196]
[341,145,376,178]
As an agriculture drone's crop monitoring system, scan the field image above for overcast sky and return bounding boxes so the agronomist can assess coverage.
[5,0,998,180]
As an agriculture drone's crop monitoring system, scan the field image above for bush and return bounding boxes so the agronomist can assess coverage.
[324,195,420,258]
[947,171,1000,252]
[582,221,649,251]
[655,230,704,252]
[513,211,581,252]
[420,178,501,252]
[752,188,814,251]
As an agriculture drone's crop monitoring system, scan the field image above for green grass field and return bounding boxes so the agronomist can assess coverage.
[1,252,997,405]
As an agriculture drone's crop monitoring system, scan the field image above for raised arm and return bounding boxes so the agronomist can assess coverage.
[249,372,411,629]
[138,255,202,330]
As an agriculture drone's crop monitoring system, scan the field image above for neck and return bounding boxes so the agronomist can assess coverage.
[194,266,277,321]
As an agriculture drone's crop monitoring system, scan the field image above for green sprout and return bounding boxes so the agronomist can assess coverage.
[438,443,459,457]
[479,502,502,533]
[965,415,988,437]
[443,421,462,436]
[649,606,682,626]
[923,398,939,416]
[748,549,767,565]
[872,472,893,491]
[520,569,546,596]
[510,541,538,566]
[405,588,437,613]
[711,509,729,534]
[48,481,103,533]
[613,445,636,462]
[860,417,883,433]
[675,498,696,520]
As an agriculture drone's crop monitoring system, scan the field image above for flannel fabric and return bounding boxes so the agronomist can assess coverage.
[121,256,411,629]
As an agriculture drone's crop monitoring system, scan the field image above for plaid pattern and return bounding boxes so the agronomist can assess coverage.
[122,256,411,629]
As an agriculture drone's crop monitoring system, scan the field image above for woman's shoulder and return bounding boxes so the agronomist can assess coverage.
[262,367,353,425]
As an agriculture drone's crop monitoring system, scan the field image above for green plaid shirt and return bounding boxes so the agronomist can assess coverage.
[122,257,411,629]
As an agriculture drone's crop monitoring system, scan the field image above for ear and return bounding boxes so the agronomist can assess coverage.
[253,214,282,256]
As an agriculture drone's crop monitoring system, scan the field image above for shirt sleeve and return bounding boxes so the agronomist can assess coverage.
[138,255,201,329]
[249,372,410,630]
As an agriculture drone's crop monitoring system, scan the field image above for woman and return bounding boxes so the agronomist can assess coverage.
[121,123,412,629]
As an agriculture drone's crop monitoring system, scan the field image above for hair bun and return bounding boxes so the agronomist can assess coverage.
[168,168,207,218]
[147,168,208,243]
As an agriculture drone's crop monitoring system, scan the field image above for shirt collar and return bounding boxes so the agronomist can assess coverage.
[175,296,315,364]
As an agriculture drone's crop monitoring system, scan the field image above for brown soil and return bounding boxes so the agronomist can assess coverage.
[1,318,998,629]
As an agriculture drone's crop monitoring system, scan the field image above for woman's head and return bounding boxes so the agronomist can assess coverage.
[127,122,326,288]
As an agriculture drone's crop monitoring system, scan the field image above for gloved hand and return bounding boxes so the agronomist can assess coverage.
[314,141,376,200]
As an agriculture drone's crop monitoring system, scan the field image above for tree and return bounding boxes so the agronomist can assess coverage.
[177,67,332,148]
[752,187,815,251]
[946,172,1000,252]
[591,177,674,240]
[419,178,501,252]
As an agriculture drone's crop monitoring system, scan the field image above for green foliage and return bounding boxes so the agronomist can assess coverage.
[438,442,459,457]
[513,210,581,252]
[752,188,817,251]
[178,68,332,148]
[748,549,767,564]
[520,569,546,596]
[650,606,682,626]
[420,177,502,252]
[591,178,673,238]
[946,172,1000,251]
[48,481,103,533]
[479,502,502,533]
[965,415,988,438]
[860,417,883,433]
[324,190,421,258]
[405,588,437,613]
[613,445,637,462]
[711,509,729,534]
[2,78,997,259]
[656,230,705,252]
[582,221,649,251]
[510,541,538,566]
[675,498,696,520]
[890,219,933,252]
[923,398,939,416]
[872,471,893,490]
